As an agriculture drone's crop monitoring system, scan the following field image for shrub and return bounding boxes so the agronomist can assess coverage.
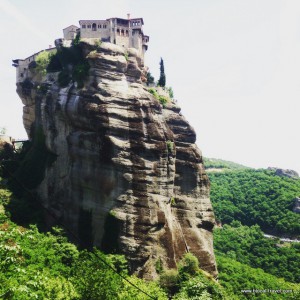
[146,72,155,86]
[148,88,159,99]
[158,95,168,107]
[178,253,199,280]
[72,32,81,46]
[35,50,56,76]
[171,197,176,206]
[166,140,174,152]
[124,52,129,61]
[168,87,174,98]
[160,269,180,295]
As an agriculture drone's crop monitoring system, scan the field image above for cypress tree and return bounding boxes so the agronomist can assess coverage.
[158,58,166,87]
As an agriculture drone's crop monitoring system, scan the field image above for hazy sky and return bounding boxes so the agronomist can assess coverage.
[1,0,299,173]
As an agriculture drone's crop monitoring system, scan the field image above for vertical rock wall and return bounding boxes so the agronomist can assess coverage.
[16,41,217,279]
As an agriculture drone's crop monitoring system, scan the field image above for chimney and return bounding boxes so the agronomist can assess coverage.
[127,13,131,20]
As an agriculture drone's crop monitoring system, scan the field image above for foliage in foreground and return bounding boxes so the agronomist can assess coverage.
[0,178,226,299]
[209,169,300,235]
[160,253,229,300]
[0,217,167,299]
[214,222,300,283]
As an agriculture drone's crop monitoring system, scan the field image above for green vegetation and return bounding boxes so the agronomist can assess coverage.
[168,87,174,99]
[146,72,154,85]
[204,157,250,171]
[148,88,169,107]
[170,197,176,206]
[148,87,159,98]
[35,50,56,76]
[47,37,90,88]
[124,51,129,61]
[160,253,229,299]
[166,140,174,152]
[208,158,300,298]
[214,222,300,283]
[3,136,299,299]
[217,255,299,299]
[209,169,300,235]
[158,58,166,87]
[0,179,167,299]
[158,95,168,107]
[0,143,228,300]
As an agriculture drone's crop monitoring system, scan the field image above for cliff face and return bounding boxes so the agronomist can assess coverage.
[16,40,217,279]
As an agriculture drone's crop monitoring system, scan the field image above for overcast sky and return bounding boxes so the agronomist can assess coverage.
[0,0,299,173]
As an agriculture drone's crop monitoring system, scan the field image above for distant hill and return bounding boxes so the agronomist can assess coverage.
[203,157,250,172]
[207,164,300,237]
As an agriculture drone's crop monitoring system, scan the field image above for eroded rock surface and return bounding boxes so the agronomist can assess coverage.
[16,41,217,279]
[293,197,300,213]
[268,167,299,179]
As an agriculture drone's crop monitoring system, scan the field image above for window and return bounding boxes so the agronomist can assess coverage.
[87,24,91,28]
[98,24,101,28]
[103,25,107,29]
[126,30,129,36]
[82,24,86,28]
[117,29,120,35]
[121,29,124,36]
[92,23,97,31]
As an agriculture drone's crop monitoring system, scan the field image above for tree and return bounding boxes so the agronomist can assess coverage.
[158,58,166,87]
[146,72,154,86]
[35,50,56,76]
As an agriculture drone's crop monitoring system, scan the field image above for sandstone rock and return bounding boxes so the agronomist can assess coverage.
[293,197,300,213]
[15,41,217,279]
[268,167,299,178]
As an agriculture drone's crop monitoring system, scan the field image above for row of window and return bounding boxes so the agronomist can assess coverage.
[82,22,141,29]
[132,21,141,26]
[117,29,129,36]
[82,24,107,29]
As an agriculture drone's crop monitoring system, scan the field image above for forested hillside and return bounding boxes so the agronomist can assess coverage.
[206,158,300,299]
[208,168,300,236]
[1,150,300,299]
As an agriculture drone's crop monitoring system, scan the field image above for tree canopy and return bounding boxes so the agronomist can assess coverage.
[158,58,166,87]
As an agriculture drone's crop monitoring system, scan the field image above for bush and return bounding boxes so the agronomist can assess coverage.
[148,88,159,99]
[158,95,168,107]
[146,72,154,85]
[178,253,199,280]
[166,140,174,152]
[35,50,56,76]
[168,87,174,98]
[160,269,180,295]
